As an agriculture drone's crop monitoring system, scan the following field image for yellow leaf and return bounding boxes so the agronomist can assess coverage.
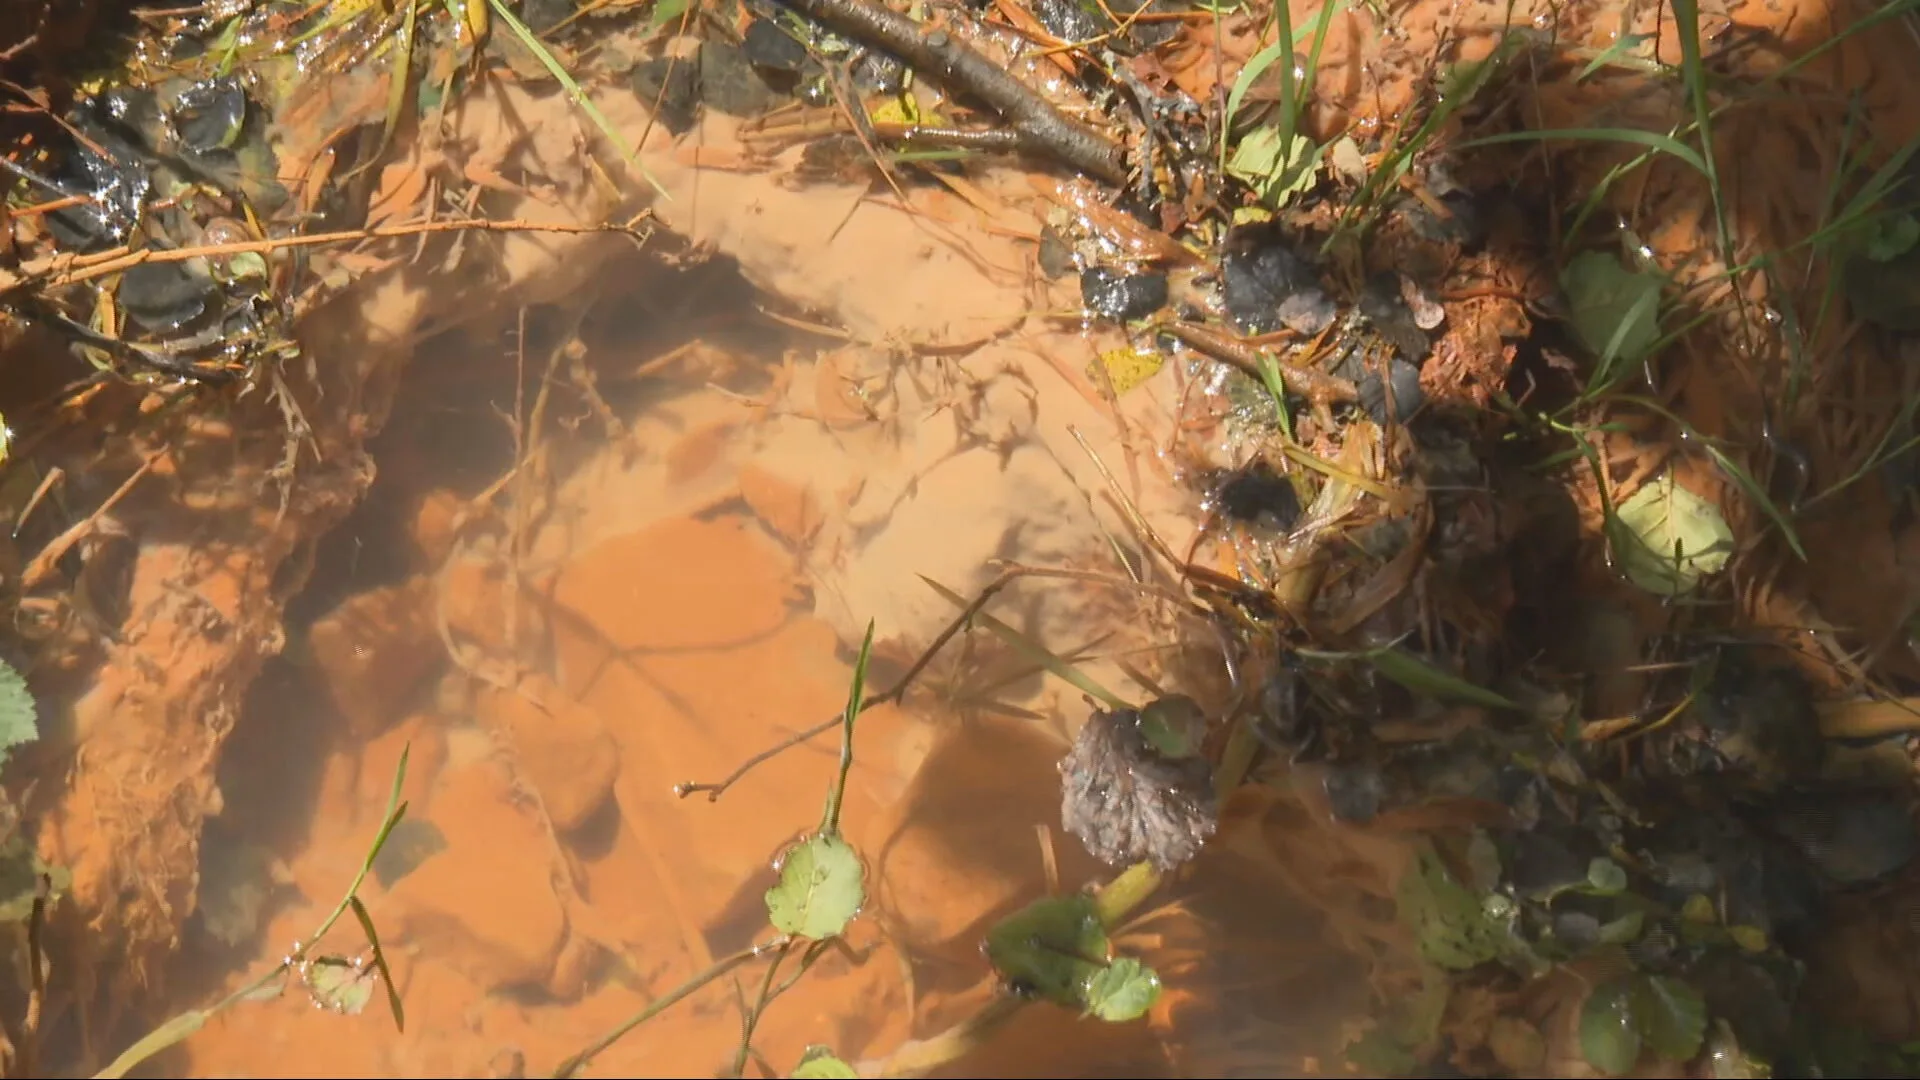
[870,96,945,127]
[1729,925,1769,953]
[1680,894,1715,924]
[1086,348,1164,395]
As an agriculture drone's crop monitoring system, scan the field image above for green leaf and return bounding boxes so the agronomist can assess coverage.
[1580,977,1643,1076]
[648,0,691,28]
[1634,975,1707,1063]
[1137,697,1207,759]
[984,894,1110,1007]
[1607,471,1735,595]
[1083,956,1161,1022]
[1345,1028,1420,1076]
[790,1046,858,1078]
[301,955,376,1016]
[1864,214,1920,262]
[0,836,63,925]
[1226,127,1320,208]
[765,834,864,940]
[1561,251,1664,388]
[0,658,38,762]
[1586,857,1628,895]
[1398,844,1507,971]
[1597,910,1645,945]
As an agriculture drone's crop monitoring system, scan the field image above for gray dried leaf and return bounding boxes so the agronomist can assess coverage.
[1059,700,1219,872]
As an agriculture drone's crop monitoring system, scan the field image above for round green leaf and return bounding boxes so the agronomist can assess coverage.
[791,1046,857,1079]
[1634,974,1707,1063]
[1084,957,1161,1022]
[302,956,376,1016]
[1562,250,1663,370]
[1608,472,1733,596]
[1586,856,1628,895]
[765,834,864,940]
[1580,977,1643,1076]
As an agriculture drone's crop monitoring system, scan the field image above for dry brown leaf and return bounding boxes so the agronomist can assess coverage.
[366,161,431,229]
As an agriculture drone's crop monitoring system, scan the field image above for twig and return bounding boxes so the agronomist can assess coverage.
[20,451,160,590]
[673,570,1029,799]
[771,0,1128,184]
[1158,321,1358,406]
[550,940,782,1079]
[16,873,49,1079]
[11,215,653,293]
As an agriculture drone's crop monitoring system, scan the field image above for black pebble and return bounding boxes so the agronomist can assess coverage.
[1221,223,1323,335]
[1212,459,1301,532]
[119,261,209,333]
[1080,266,1168,323]
[1357,357,1426,426]
[630,58,700,135]
[742,18,810,72]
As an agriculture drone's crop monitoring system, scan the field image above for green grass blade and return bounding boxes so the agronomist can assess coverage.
[488,0,671,200]
[920,575,1133,711]
[821,620,875,837]
[349,895,406,1033]
[1455,127,1707,175]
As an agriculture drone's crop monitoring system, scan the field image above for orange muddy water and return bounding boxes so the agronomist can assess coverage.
[31,0,1920,1073]
[164,243,1366,1077]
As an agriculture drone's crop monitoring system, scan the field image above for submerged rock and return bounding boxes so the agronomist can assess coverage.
[1079,266,1168,323]
[1220,223,1330,335]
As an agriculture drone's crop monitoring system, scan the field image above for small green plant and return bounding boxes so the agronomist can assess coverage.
[551,621,879,1079]
[92,747,413,1080]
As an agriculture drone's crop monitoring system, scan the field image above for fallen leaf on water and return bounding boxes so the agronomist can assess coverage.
[1606,471,1733,596]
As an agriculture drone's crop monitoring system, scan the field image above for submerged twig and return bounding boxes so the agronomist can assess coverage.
[771,0,1128,184]
[674,571,1029,799]
[1158,321,1358,405]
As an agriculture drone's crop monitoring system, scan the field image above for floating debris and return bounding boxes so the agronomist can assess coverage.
[1058,696,1218,872]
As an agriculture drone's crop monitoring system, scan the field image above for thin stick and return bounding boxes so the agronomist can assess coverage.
[13,215,651,293]
[20,451,160,590]
[673,570,1030,799]
[550,940,781,1079]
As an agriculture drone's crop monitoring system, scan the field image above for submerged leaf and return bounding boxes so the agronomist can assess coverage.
[765,834,864,939]
[1398,843,1508,971]
[302,956,377,1016]
[370,818,446,888]
[1608,472,1734,595]
[1059,702,1218,872]
[1086,347,1164,395]
[1580,977,1643,1076]
[1083,956,1161,1022]
[1562,250,1663,382]
[984,894,1110,1006]
[1635,975,1708,1063]
[1586,856,1628,895]
[0,658,38,762]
